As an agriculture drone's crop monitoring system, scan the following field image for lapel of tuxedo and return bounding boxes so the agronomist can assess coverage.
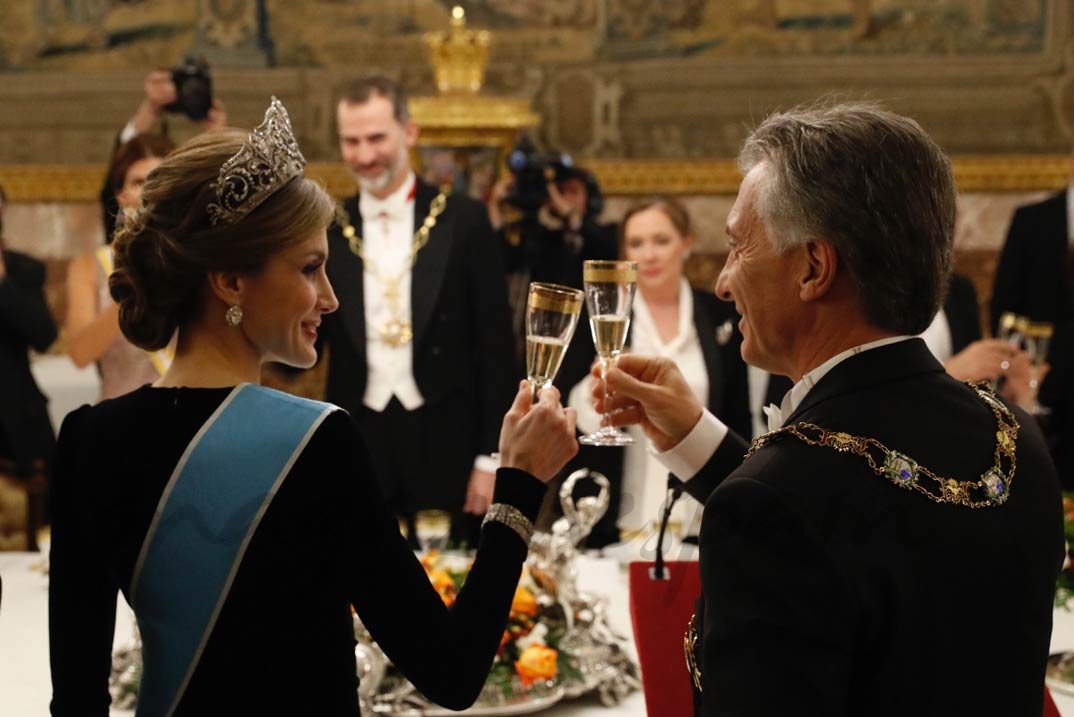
[783,338,945,425]
[329,195,368,363]
[410,181,454,348]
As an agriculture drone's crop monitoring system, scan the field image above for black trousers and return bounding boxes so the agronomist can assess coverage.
[359,397,481,549]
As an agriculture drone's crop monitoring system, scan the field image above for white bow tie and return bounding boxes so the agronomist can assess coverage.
[366,203,407,224]
[762,403,784,432]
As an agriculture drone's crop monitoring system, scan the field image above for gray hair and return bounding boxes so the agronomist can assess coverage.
[738,101,955,335]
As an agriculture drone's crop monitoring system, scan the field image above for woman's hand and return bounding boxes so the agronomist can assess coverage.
[498,381,578,482]
[944,338,1026,383]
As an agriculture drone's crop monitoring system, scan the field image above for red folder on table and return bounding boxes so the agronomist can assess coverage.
[629,560,701,717]
[1044,685,1060,717]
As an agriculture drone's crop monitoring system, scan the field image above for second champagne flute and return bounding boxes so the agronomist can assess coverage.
[579,260,638,446]
[526,282,584,399]
[1023,320,1054,416]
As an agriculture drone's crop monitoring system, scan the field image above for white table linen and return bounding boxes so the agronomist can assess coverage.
[0,552,644,716]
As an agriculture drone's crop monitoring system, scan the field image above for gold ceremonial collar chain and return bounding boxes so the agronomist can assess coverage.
[744,381,1019,509]
[335,188,450,348]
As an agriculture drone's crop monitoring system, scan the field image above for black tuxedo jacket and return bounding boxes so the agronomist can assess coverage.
[991,190,1074,485]
[683,339,1063,716]
[944,272,982,354]
[560,289,752,546]
[0,249,57,475]
[991,190,1071,331]
[502,217,619,291]
[321,180,517,508]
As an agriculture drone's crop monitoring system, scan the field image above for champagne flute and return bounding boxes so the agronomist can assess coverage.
[414,509,451,554]
[526,282,584,399]
[579,260,638,446]
[1023,320,1054,416]
[997,311,1026,347]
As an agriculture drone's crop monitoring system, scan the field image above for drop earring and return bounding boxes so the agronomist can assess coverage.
[225,304,244,327]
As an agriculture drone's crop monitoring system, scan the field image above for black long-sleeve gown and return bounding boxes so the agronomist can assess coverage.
[49,385,546,715]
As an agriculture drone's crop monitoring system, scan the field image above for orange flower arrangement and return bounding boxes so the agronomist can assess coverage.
[511,585,538,617]
[1056,495,1074,609]
[515,644,559,687]
[416,553,571,694]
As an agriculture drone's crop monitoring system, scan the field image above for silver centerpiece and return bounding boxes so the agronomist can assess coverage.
[358,468,640,713]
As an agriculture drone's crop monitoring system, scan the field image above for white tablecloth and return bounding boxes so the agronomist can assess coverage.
[0,552,645,717]
[7,547,1074,716]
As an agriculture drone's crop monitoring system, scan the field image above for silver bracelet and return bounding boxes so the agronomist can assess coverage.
[482,503,535,546]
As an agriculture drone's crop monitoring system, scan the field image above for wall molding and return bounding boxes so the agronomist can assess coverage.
[1,155,1069,203]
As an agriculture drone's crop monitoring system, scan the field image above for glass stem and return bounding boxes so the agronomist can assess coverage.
[600,356,611,430]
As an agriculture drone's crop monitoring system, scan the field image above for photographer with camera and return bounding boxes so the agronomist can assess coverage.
[67,63,224,401]
[488,144,618,356]
[489,142,617,291]
[101,63,224,244]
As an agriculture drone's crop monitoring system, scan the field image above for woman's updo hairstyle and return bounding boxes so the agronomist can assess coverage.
[109,129,335,351]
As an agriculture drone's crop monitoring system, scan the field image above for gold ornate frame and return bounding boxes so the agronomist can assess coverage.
[0,155,1068,202]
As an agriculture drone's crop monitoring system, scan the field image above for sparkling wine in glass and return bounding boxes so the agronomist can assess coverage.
[579,260,638,446]
[414,509,451,554]
[1023,321,1054,416]
[526,282,584,398]
[997,311,1026,347]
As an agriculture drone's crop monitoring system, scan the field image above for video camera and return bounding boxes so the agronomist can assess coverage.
[165,57,213,121]
[504,135,576,213]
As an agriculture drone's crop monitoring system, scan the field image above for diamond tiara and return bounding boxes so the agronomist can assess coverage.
[207,96,306,226]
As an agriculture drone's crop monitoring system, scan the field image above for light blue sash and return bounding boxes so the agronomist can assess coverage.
[128,384,336,717]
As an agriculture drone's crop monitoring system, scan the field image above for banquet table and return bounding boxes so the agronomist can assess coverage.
[0,551,646,716]
[7,546,1074,716]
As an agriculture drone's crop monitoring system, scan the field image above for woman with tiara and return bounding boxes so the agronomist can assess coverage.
[48,98,579,716]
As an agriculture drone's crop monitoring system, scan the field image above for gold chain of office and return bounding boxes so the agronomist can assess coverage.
[744,381,1019,509]
[334,188,450,347]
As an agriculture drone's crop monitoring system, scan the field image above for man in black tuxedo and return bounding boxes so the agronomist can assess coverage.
[991,187,1074,486]
[322,76,516,545]
[0,184,58,549]
[594,103,1064,715]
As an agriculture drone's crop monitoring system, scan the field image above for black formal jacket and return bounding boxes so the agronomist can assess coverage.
[321,180,517,510]
[682,338,1063,717]
[990,190,1074,486]
[560,289,751,546]
[991,190,1071,332]
[944,272,982,354]
[0,248,57,475]
[501,216,619,291]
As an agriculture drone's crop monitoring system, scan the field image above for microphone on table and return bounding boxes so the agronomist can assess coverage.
[652,474,684,580]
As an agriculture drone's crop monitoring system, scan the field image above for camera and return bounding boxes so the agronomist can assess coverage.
[165,57,213,121]
[504,136,575,213]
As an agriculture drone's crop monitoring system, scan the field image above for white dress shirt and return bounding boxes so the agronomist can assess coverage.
[1067,184,1074,246]
[359,172,424,412]
[918,308,954,363]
